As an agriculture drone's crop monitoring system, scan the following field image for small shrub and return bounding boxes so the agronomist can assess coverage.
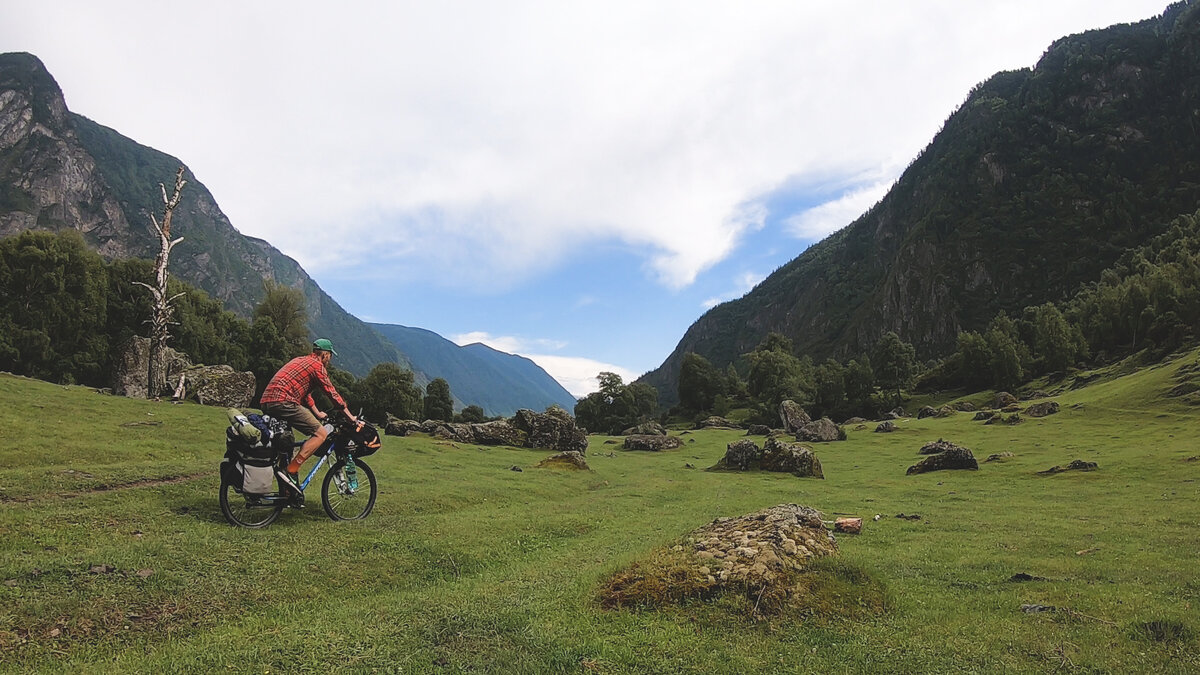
[1128,618,1195,644]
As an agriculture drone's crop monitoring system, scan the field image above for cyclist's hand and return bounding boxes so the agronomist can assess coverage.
[344,409,358,424]
[314,409,328,420]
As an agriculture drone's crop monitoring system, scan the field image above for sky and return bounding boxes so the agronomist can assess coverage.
[0,1,1173,397]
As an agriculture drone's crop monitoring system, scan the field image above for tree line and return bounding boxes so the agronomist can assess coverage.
[0,229,481,423]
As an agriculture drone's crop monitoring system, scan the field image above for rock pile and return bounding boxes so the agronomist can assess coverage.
[536,451,590,470]
[907,440,978,475]
[623,435,683,451]
[710,437,823,478]
[795,417,843,442]
[598,504,839,610]
[696,416,740,429]
[620,421,666,436]
[1037,459,1098,475]
[383,408,589,454]
[1025,401,1060,418]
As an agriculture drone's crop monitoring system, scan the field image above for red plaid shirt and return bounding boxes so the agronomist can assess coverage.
[260,354,346,410]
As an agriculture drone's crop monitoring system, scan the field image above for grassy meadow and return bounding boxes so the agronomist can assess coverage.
[2,349,1200,673]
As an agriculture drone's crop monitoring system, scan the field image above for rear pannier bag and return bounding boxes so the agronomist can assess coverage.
[221,447,275,495]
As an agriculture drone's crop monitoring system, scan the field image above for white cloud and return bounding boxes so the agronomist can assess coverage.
[783,179,894,241]
[450,331,633,397]
[1,1,1169,292]
[702,271,767,309]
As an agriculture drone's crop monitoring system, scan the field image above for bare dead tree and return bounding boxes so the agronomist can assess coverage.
[135,166,187,398]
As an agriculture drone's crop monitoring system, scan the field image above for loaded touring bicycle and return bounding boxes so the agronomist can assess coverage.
[219,408,382,528]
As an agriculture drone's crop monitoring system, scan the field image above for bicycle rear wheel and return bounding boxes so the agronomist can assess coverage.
[321,458,377,521]
[220,475,285,528]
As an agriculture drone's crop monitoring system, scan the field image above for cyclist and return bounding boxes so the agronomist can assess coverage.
[260,338,357,491]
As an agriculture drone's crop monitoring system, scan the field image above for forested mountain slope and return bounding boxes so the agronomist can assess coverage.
[640,1,1200,405]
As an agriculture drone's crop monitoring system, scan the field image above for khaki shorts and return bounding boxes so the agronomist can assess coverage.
[262,401,322,437]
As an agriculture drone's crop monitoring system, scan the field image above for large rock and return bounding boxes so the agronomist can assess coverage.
[745,424,772,436]
[907,443,978,475]
[994,391,1018,409]
[712,439,762,470]
[779,400,811,433]
[512,407,589,454]
[1024,401,1060,418]
[620,421,667,436]
[761,436,824,478]
[623,434,683,451]
[875,421,896,433]
[184,365,256,408]
[111,336,191,398]
[384,415,423,436]
[795,417,843,443]
[470,420,528,446]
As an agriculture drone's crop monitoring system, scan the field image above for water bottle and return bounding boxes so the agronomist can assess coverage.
[345,456,358,491]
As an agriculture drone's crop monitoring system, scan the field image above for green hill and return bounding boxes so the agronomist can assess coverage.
[1,347,1198,672]
[640,1,1200,406]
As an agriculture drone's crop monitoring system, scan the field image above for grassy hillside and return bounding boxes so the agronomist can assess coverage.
[1,352,1198,672]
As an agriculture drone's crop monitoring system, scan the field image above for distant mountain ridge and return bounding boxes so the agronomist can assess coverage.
[639,1,1200,405]
[369,323,577,417]
[0,51,573,416]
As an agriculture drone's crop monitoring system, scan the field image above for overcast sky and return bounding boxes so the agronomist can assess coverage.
[1,1,1172,397]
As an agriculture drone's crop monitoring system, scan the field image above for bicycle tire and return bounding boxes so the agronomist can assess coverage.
[321,458,377,521]
[220,474,285,528]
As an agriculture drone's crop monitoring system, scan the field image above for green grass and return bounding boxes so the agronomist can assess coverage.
[1,349,1199,673]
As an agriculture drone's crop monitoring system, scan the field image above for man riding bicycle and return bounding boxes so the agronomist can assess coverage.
[260,338,357,490]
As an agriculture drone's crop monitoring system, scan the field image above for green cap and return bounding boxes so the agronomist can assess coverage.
[313,338,337,356]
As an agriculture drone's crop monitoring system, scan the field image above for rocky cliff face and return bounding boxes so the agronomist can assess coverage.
[640,3,1200,405]
[0,52,406,377]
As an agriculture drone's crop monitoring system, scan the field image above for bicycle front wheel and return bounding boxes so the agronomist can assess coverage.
[220,476,285,528]
[321,458,377,521]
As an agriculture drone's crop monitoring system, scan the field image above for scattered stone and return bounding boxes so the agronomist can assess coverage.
[779,400,811,433]
[470,420,528,446]
[891,407,907,418]
[895,513,922,521]
[1076,547,1100,556]
[684,463,695,469]
[843,416,866,424]
[973,411,997,421]
[986,452,1015,462]
[879,411,900,421]
[917,406,937,419]
[135,569,155,579]
[874,421,896,433]
[795,417,844,443]
[88,564,116,575]
[994,392,1018,408]
[536,451,590,470]
[509,465,523,472]
[1037,460,1098,475]
[1186,456,1200,462]
[745,424,772,436]
[624,435,684,451]
[1008,572,1048,582]
[1024,401,1060,418]
[834,517,862,534]
[985,413,1023,425]
[1022,390,1050,400]
[184,365,257,408]
[1001,404,1022,413]
[1021,604,1057,614]
[3,579,16,587]
[907,444,978,475]
[696,416,740,430]
[951,401,977,412]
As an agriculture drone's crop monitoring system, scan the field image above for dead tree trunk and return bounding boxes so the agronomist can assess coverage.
[135,166,187,398]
